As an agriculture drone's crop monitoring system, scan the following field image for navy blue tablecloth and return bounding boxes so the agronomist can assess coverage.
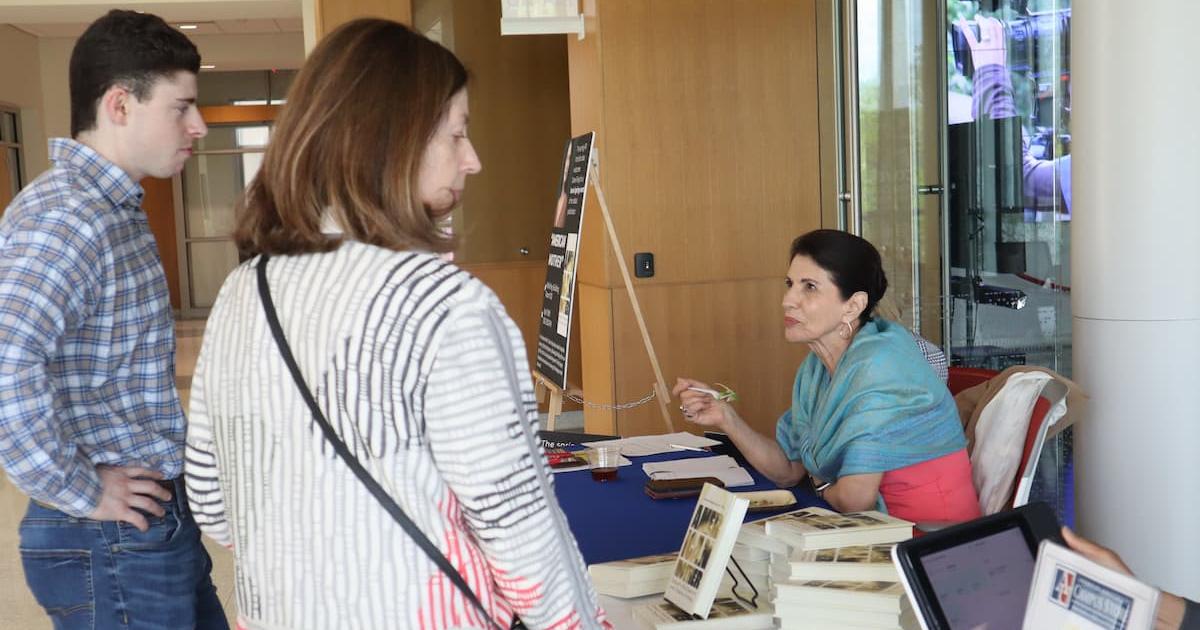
[553,451,827,565]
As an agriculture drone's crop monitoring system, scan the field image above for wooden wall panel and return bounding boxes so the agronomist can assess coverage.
[451,0,572,265]
[584,0,821,289]
[578,281,616,433]
[569,0,825,436]
[317,0,412,33]
[142,177,181,310]
[609,278,811,438]
[569,5,612,290]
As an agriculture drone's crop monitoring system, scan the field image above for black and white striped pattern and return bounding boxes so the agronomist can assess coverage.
[185,243,607,630]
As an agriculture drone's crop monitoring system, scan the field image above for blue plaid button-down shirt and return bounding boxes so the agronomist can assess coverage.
[0,138,185,517]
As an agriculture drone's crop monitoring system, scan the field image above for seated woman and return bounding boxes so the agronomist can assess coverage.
[675,230,979,523]
[184,19,608,630]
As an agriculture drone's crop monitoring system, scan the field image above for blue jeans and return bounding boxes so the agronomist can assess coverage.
[18,478,229,630]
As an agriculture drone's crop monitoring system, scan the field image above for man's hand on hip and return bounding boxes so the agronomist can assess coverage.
[88,465,173,532]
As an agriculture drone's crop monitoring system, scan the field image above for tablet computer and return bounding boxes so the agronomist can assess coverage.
[892,502,1063,630]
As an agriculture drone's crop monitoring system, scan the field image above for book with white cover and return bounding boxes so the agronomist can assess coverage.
[775,543,900,582]
[589,552,675,596]
[773,579,908,613]
[776,596,917,629]
[662,484,751,618]
[1022,540,1158,630]
[594,578,668,599]
[736,512,798,556]
[764,507,912,550]
[777,597,919,630]
[632,597,774,630]
[730,542,770,563]
[775,596,915,627]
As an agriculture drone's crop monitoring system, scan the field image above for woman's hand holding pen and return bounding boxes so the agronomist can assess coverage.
[672,377,741,432]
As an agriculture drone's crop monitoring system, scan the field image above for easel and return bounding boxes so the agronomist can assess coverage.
[535,153,675,434]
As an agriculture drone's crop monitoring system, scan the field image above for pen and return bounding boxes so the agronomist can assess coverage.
[668,443,709,452]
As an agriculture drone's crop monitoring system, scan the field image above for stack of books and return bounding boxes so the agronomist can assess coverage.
[735,512,793,557]
[587,552,677,598]
[771,543,900,583]
[759,507,917,630]
[773,579,918,630]
[762,507,913,551]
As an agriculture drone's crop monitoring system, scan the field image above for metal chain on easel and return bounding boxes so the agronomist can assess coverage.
[561,388,657,411]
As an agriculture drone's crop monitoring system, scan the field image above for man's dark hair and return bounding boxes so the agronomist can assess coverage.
[69,10,201,137]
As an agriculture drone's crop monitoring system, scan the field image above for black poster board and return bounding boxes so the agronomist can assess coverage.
[535,132,594,389]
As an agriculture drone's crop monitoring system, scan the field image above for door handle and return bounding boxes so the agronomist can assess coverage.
[917,184,944,195]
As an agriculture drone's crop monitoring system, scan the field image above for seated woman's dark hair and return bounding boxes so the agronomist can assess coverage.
[790,229,888,324]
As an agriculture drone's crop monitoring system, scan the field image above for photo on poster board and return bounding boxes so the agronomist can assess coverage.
[535,131,594,389]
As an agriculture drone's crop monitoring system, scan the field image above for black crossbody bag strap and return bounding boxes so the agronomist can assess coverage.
[256,255,503,630]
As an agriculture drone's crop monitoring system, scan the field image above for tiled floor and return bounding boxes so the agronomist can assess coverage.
[0,318,239,629]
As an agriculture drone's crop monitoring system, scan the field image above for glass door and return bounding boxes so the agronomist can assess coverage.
[841,0,947,342]
[943,0,1073,524]
[944,0,1071,374]
[175,123,271,316]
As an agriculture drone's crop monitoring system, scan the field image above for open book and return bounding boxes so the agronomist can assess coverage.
[662,483,751,618]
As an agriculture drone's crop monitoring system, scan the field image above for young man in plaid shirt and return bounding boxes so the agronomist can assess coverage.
[0,10,226,629]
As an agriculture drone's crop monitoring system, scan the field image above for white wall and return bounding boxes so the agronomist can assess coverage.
[189,32,303,71]
[36,37,70,141]
[1073,0,1200,600]
[0,24,46,177]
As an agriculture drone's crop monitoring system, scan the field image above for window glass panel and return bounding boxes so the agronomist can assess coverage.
[0,111,17,143]
[194,125,241,152]
[184,125,268,239]
[945,0,1071,373]
[6,147,19,194]
[187,241,240,308]
[945,0,1073,527]
[856,0,942,336]
[235,125,269,148]
[182,153,254,239]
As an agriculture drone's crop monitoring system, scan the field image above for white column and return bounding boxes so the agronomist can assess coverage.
[1073,0,1200,599]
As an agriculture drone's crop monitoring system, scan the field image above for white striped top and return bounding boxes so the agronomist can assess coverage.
[185,242,609,630]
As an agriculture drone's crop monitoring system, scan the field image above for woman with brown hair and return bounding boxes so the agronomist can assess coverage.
[183,19,609,630]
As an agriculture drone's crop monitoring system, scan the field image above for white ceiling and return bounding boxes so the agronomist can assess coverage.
[0,1,300,24]
[12,17,303,38]
[0,1,304,70]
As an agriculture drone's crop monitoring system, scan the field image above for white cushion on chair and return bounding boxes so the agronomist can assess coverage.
[970,371,1051,515]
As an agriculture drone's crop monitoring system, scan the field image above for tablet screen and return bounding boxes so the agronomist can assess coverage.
[894,503,1062,630]
[922,526,1036,629]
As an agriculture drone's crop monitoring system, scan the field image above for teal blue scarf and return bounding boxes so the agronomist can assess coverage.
[775,319,965,489]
